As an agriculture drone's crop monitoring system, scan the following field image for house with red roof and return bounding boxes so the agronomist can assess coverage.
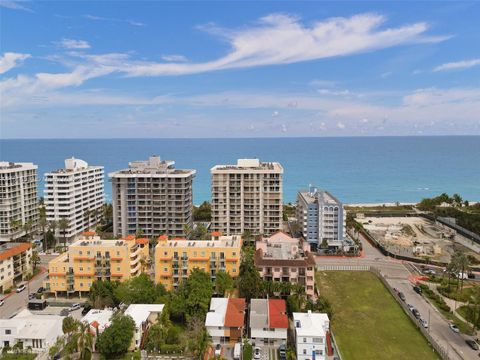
[205,298,246,344]
[250,298,288,346]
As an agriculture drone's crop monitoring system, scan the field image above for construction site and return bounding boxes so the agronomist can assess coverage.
[356,215,480,263]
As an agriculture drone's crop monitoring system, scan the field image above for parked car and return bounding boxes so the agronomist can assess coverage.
[233,342,242,360]
[16,284,26,293]
[37,287,45,294]
[468,273,476,279]
[407,304,414,312]
[398,292,406,301]
[466,340,479,350]
[420,318,429,329]
[279,344,286,360]
[413,286,422,294]
[449,324,460,333]
[82,304,92,316]
[28,293,36,300]
[254,347,262,360]
[0,299,4,306]
[215,344,221,356]
[69,303,81,312]
[412,309,421,319]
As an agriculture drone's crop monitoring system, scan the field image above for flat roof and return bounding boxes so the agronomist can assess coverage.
[124,304,165,328]
[299,188,342,205]
[211,159,283,173]
[205,298,245,328]
[293,311,329,337]
[156,235,242,249]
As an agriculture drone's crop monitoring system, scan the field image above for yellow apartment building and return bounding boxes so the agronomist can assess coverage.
[154,233,242,290]
[45,233,149,297]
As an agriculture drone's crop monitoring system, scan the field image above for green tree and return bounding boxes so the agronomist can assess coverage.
[114,273,166,304]
[215,270,234,296]
[453,194,463,207]
[96,314,135,358]
[72,321,94,360]
[22,219,34,242]
[186,316,211,359]
[31,251,40,271]
[89,280,119,309]
[49,220,58,249]
[193,201,211,221]
[58,218,70,248]
[183,268,213,320]
[237,246,263,301]
[83,209,91,229]
[39,206,48,252]
[62,316,79,342]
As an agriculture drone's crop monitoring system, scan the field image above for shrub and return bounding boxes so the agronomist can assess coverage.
[159,344,184,354]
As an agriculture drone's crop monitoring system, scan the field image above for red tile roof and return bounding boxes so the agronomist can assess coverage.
[211,231,223,237]
[268,299,288,329]
[82,231,96,236]
[124,234,136,241]
[136,238,149,245]
[0,243,31,261]
[158,235,168,241]
[90,320,99,328]
[224,298,246,327]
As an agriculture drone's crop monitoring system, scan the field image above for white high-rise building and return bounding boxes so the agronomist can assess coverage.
[44,158,104,240]
[109,156,195,238]
[211,159,283,236]
[0,162,39,242]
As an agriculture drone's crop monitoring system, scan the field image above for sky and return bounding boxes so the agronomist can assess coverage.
[0,1,479,138]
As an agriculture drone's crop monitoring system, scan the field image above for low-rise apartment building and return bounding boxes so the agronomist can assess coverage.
[293,311,331,360]
[155,235,242,290]
[250,299,288,346]
[255,231,316,298]
[0,161,38,242]
[0,309,63,353]
[109,156,195,238]
[81,309,114,334]
[297,186,346,251]
[0,242,32,293]
[44,157,104,240]
[211,158,283,236]
[45,234,149,297]
[205,298,246,344]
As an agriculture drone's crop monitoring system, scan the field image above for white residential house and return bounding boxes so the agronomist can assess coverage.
[124,304,165,349]
[293,311,330,360]
[250,299,288,346]
[0,309,63,353]
[81,309,114,334]
[205,298,246,344]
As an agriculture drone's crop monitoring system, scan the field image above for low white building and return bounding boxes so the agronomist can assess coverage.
[81,309,114,334]
[205,298,246,344]
[293,311,330,360]
[0,309,63,352]
[250,299,288,346]
[124,304,164,349]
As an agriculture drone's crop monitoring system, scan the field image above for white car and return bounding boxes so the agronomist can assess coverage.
[69,303,81,312]
[449,324,460,333]
[16,284,26,293]
[420,318,428,329]
[254,347,262,360]
[0,299,4,306]
[214,344,221,356]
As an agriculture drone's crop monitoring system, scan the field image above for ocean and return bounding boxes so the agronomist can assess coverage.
[1,136,479,204]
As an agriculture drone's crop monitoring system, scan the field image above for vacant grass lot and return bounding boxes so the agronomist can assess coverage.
[316,271,439,360]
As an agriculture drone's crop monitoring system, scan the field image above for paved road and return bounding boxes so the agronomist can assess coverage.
[0,270,48,319]
[316,234,478,360]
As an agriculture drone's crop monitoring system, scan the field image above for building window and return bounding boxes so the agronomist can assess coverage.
[303,338,306,343]
[5,329,11,335]
[303,349,306,355]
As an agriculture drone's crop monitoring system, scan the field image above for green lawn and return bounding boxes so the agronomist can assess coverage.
[316,271,440,360]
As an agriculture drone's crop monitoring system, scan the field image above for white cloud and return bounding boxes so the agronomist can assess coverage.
[161,54,188,62]
[0,52,30,74]
[433,58,480,72]
[83,14,145,27]
[337,121,346,129]
[272,110,280,117]
[0,0,32,12]
[59,38,91,49]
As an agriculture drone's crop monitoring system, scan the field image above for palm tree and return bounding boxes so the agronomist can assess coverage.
[49,220,58,249]
[23,219,34,242]
[73,321,94,360]
[39,207,48,251]
[58,218,70,249]
[31,251,40,271]
[454,251,471,291]
[9,218,22,240]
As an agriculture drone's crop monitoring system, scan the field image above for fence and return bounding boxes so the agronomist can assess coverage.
[319,265,452,360]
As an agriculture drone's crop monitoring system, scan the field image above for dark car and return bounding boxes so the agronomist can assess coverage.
[82,305,92,316]
[412,309,421,319]
[466,340,479,350]
[37,287,45,294]
[468,273,476,279]
[398,292,406,301]
[279,344,286,360]
[413,286,422,294]
[28,293,36,300]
